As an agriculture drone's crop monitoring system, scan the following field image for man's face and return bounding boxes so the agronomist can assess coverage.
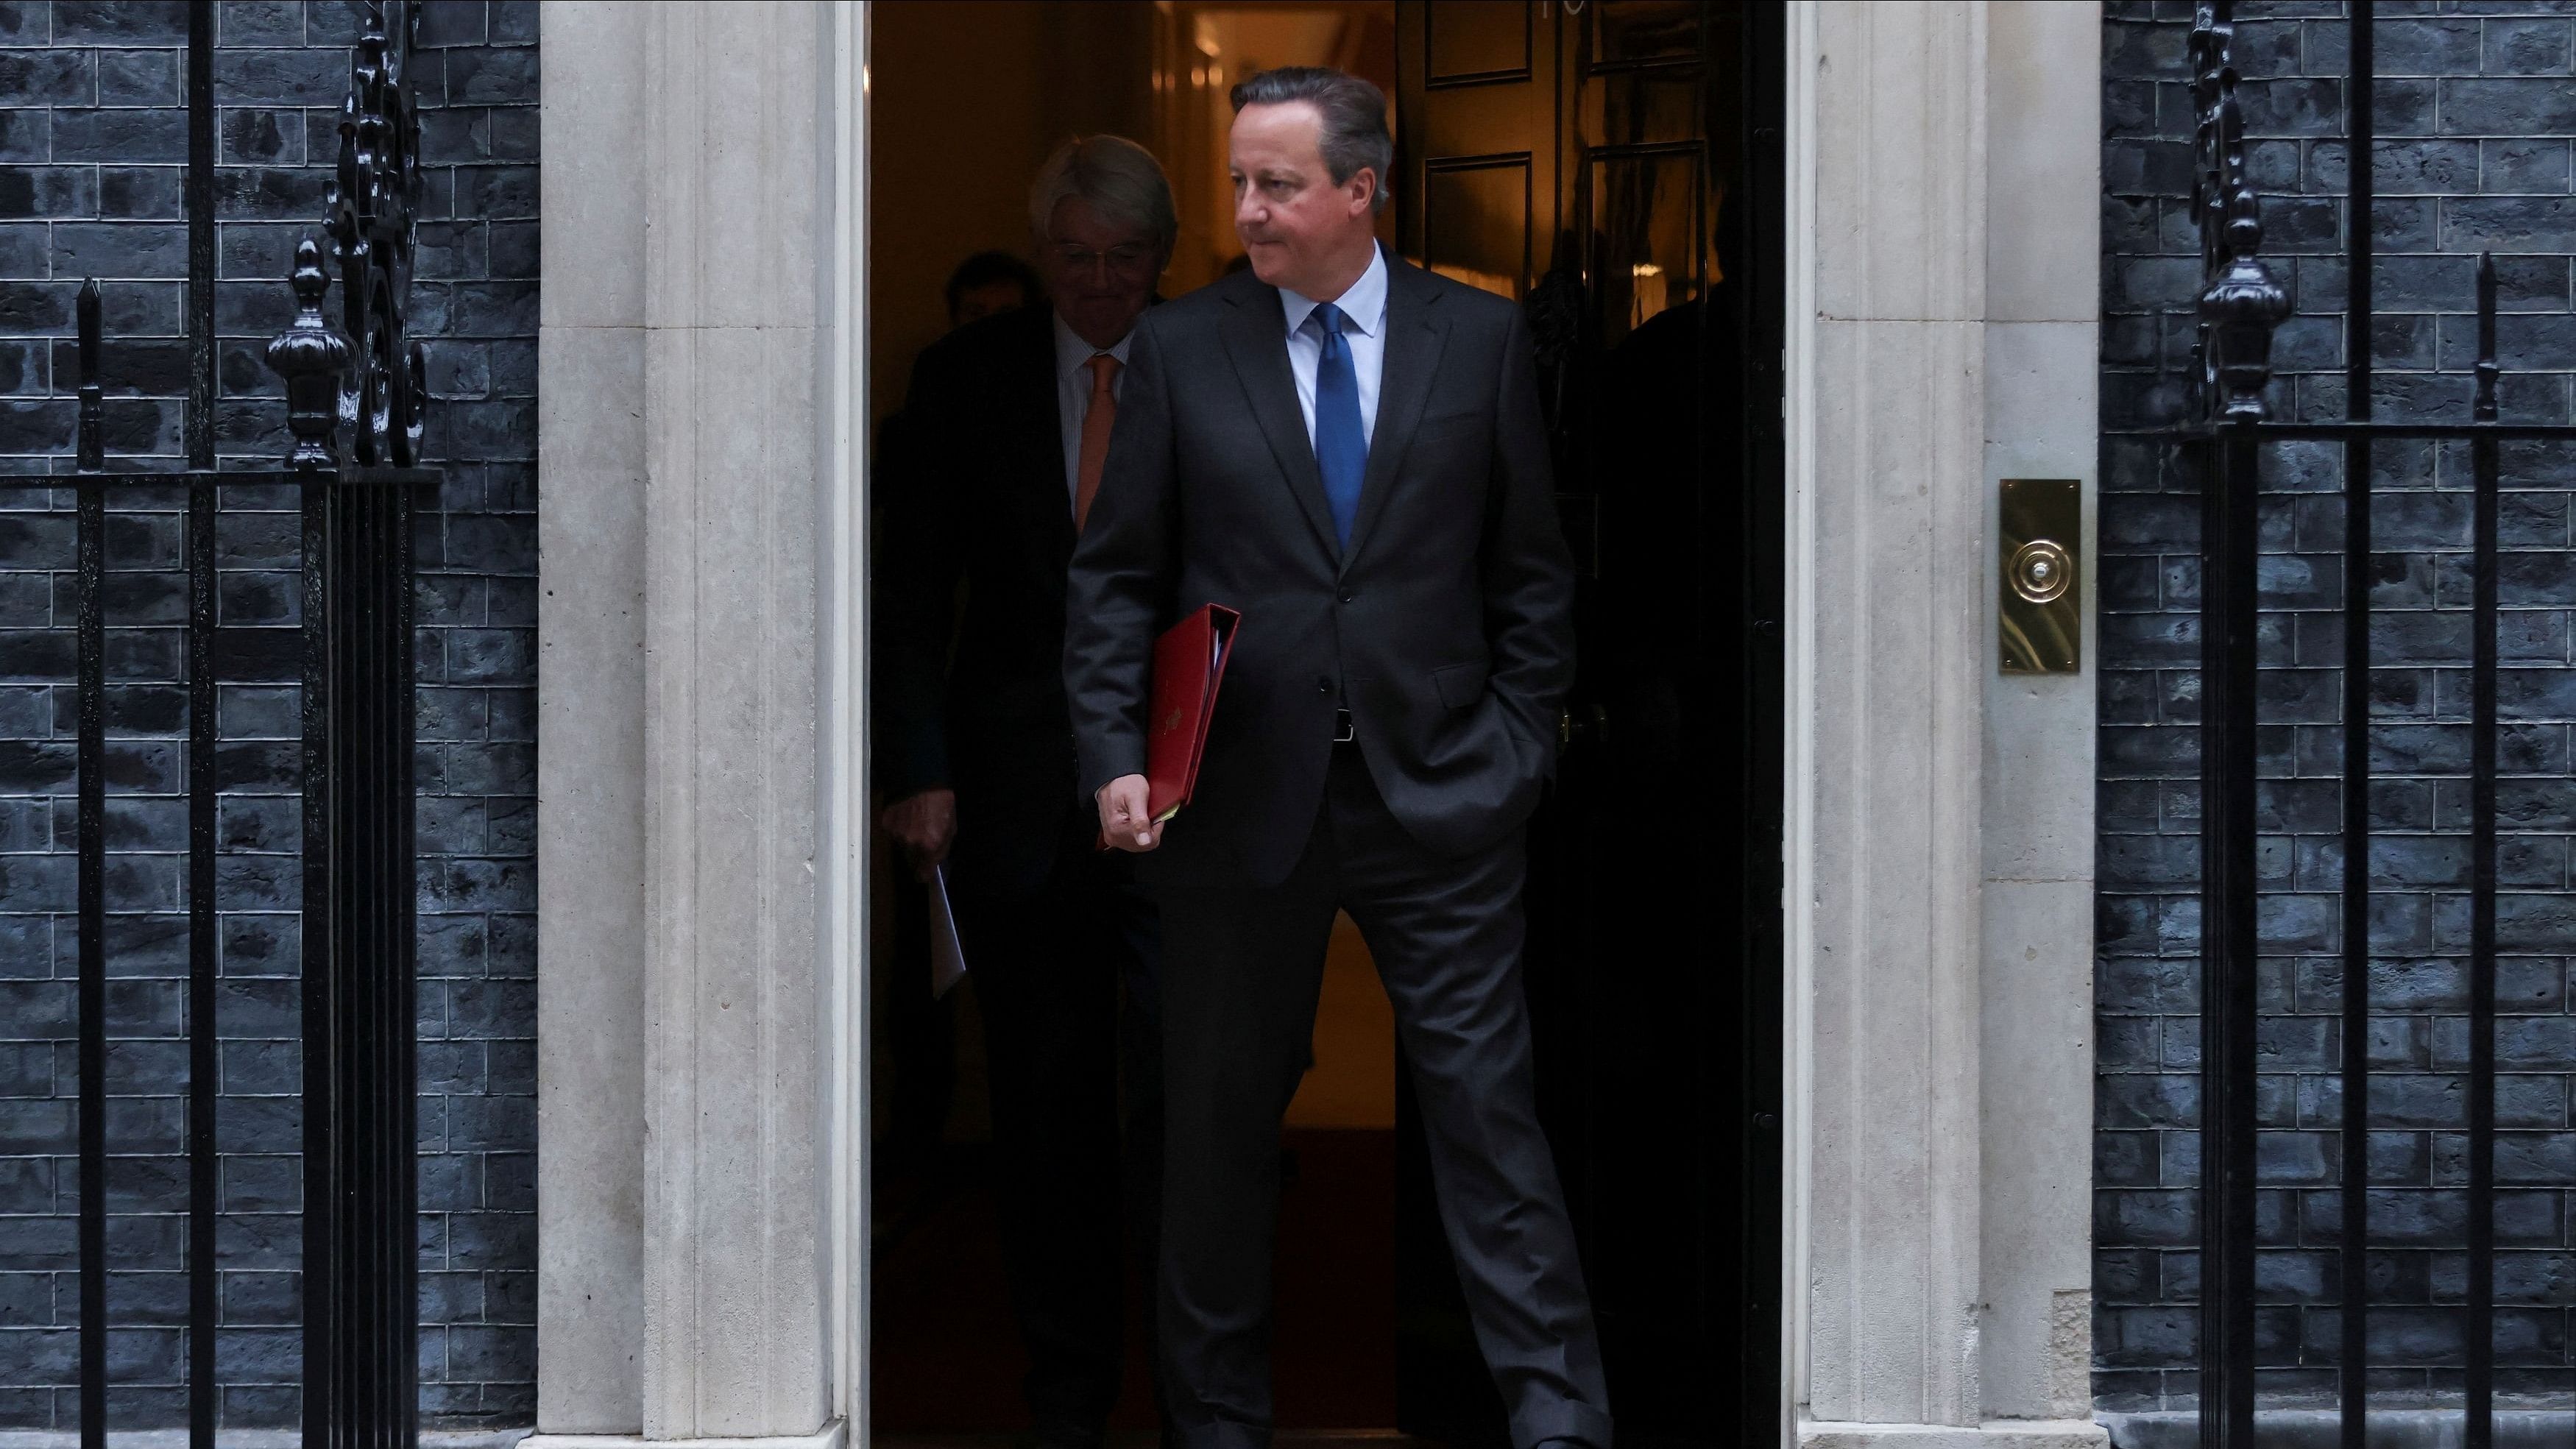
[1037,196,1161,350]
[1229,101,1375,297]
[949,278,1028,329]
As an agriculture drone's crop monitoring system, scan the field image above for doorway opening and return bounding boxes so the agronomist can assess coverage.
[863,2,1783,1441]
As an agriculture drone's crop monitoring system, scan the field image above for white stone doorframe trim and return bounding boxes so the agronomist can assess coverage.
[821,0,871,1431]
[528,1429,849,1449]
[1781,4,2105,1447]
[1782,9,1822,1439]
[538,0,845,1439]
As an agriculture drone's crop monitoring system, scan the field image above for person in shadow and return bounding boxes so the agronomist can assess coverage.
[871,244,1049,1216]
[876,135,1178,1449]
[945,248,1045,328]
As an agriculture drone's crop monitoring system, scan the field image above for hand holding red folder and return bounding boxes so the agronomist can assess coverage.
[1097,603,1239,851]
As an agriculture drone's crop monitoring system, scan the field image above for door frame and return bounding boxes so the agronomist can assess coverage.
[820,4,2107,1445]
[523,0,2102,1439]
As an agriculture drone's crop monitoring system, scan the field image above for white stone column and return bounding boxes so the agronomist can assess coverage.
[1786,4,2106,1445]
[1977,0,2104,1428]
[537,0,651,1431]
[535,1,841,1444]
[637,0,831,1437]
[1797,0,1989,1429]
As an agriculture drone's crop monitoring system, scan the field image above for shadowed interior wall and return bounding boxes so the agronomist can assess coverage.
[866,0,1153,428]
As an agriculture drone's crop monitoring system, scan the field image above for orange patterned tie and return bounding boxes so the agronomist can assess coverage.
[1074,352,1120,533]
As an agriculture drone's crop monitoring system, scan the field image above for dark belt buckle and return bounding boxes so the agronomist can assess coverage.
[1334,707,1356,744]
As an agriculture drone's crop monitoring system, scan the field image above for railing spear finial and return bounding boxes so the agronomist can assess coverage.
[266,239,353,469]
[74,279,100,472]
[2190,0,2290,424]
[2474,251,2499,422]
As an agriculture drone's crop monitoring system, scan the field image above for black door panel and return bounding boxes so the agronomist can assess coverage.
[1391,4,1785,1442]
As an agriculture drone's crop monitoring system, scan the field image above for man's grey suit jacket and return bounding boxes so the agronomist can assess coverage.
[1064,249,1577,888]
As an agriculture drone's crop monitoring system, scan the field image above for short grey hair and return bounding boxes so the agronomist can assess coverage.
[1027,134,1178,250]
[1230,66,1393,213]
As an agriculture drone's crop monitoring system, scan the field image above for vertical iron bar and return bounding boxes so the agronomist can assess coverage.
[74,282,105,1449]
[263,14,425,1442]
[361,483,381,1449]
[373,481,392,1441]
[336,448,361,1447]
[336,478,358,1445]
[362,483,384,1448]
[2201,428,2263,1449]
[2465,252,2499,1449]
[2339,7,2374,1446]
[185,0,213,451]
[389,480,413,1449]
[395,477,420,1449]
[184,5,219,1443]
[301,477,337,1448]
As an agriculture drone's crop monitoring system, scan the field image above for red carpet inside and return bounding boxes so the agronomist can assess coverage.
[871,1127,1399,1430]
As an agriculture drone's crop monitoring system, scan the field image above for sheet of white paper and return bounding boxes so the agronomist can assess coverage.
[929,862,967,999]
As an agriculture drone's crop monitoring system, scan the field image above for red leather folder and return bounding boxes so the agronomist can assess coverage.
[1141,603,1239,825]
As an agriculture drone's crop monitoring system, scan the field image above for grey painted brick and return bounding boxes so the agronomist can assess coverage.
[2483,18,2574,77]
[217,6,305,50]
[0,54,93,109]
[2104,1,2576,1414]
[0,4,537,1425]
[2443,77,2576,136]
[2444,193,2576,251]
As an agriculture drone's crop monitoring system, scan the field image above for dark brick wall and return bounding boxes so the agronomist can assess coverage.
[0,1,535,1428]
[2099,0,2576,1414]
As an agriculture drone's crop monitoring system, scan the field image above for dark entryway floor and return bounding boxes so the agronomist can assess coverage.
[871,1128,1400,1431]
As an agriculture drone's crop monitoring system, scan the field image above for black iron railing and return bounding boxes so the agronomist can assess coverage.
[6,2,432,1442]
[2178,3,2576,1446]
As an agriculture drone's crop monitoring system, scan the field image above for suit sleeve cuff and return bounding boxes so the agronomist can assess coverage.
[1078,737,1147,799]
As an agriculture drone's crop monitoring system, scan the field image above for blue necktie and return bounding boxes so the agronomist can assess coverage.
[1309,302,1366,550]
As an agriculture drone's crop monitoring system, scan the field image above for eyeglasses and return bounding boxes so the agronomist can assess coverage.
[1050,243,1158,277]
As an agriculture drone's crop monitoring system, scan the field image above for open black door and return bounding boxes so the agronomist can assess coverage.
[1391,3,1786,1443]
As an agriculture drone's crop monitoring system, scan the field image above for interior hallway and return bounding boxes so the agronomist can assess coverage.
[871,917,1404,1431]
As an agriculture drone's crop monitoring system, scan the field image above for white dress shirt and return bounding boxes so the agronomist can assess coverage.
[1052,310,1133,509]
[1277,243,1389,450]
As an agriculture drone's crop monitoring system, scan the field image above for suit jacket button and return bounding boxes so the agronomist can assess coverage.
[1340,592,1355,604]
[1316,677,1331,695]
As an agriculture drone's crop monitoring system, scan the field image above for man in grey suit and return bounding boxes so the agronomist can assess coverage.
[1064,65,1612,1449]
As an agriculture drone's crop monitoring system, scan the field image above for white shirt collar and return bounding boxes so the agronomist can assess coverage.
[1279,244,1389,340]
[1052,308,1134,379]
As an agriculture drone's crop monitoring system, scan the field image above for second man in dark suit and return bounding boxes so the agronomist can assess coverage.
[878,134,1178,1449]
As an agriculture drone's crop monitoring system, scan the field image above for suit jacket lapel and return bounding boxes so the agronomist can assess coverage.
[1218,286,1340,561]
[1341,261,1448,576]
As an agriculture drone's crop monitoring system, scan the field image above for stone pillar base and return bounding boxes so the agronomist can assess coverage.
[1800,1422,2110,1449]
[523,1423,843,1449]
[2097,1411,2576,1449]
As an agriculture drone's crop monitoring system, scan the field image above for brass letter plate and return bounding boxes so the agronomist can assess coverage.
[2000,478,2080,674]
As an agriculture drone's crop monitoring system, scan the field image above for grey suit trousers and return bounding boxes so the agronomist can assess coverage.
[1152,743,1613,1449]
